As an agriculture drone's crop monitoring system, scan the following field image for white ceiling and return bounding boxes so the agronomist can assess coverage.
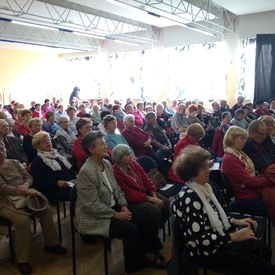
[0,0,275,54]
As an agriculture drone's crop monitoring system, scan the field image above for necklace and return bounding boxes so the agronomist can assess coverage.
[116,164,142,189]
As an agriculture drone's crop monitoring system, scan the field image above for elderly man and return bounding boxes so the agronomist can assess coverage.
[243,120,275,174]
[231,95,244,113]
[171,103,188,139]
[0,119,28,166]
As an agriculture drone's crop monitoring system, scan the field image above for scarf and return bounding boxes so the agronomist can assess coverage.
[37,149,72,171]
[54,127,75,145]
[224,147,255,177]
[186,181,230,235]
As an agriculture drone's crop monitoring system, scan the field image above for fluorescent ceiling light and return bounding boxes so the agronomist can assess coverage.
[105,0,145,14]
[73,31,106,40]
[185,24,216,37]
[12,20,58,31]
[106,37,142,46]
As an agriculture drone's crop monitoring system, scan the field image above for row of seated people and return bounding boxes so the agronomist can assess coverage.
[0,118,171,274]
[168,118,275,228]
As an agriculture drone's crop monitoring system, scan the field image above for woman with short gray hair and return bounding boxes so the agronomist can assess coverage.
[144,111,172,151]
[112,144,170,239]
[122,114,158,162]
[53,115,76,160]
[76,131,166,273]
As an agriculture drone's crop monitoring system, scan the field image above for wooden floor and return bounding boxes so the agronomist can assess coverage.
[1,203,275,275]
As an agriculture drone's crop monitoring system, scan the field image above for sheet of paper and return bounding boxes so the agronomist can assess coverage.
[210,162,220,171]
[67,180,76,187]
[159,183,173,191]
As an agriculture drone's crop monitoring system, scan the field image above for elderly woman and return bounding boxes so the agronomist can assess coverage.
[103,114,135,156]
[126,104,143,128]
[5,117,22,139]
[0,142,66,275]
[16,109,32,137]
[42,111,59,138]
[66,106,79,135]
[173,145,274,274]
[259,115,275,144]
[23,118,43,163]
[30,132,76,202]
[144,112,172,152]
[112,104,125,132]
[90,104,101,125]
[71,118,93,171]
[53,115,76,160]
[221,126,275,225]
[168,123,205,183]
[112,144,170,237]
[121,114,158,162]
[76,131,166,274]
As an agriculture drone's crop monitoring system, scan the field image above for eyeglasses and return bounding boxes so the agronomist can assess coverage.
[255,131,266,137]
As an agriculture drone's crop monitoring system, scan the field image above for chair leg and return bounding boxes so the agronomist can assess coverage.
[63,201,66,218]
[71,223,76,275]
[163,224,166,242]
[103,238,109,275]
[268,219,271,246]
[56,203,62,242]
[7,223,15,264]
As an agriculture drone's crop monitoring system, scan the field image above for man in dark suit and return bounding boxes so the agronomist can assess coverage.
[0,119,28,166]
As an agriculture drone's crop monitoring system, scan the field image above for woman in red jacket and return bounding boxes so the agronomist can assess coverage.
[112,144,170,237]
[221,126,275,225]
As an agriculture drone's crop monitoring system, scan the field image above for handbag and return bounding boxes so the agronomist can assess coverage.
[147,167,167,190]
[4,196,31,216]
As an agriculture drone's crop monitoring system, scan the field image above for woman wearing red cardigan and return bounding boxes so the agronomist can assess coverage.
[112,144,170,237]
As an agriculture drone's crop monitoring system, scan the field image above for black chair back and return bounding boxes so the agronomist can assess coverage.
[136,156,158,173]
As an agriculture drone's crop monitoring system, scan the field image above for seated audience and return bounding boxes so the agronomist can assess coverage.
[112,144,170,236]
[55,104,65,122]
[16,109,32,137]
[71,118,93,171]
[76,103,87,118]
[126,104,143,129]
[0,119,28,166]
[90,104,101,125]
[97,111,111,134]
[75,131,166,274]
[121,114,158,162]
[155,103,170,132]
[103,114,135,156]
[136,102,146,122]
[211,101,222,120]
[254,99,272,117]
[242,120,275,174]
[32,103,45,120]
[23,118,43,163]
[66,106,79,136]
[5,117,22,139]
[168,124,205,183]
[220,111,232,136]
[112,104,125,132]
[0,142,66,275]
[41,99,54,114]
[31,132,76,201]
[231,95,244,113]
[221,126,275,226]
[54,115,76,160]
[171,103,188,139]
[169,100,178,114]
[259,115,275,144]
[143,112,172,152]
[174,145,274,274]
[230,108,249,129]
[42,111,59,137]
[269,98,275,115]
[245,102,259,120]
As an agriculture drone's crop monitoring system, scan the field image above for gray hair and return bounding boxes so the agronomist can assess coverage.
[58,115,68,124]
[145,111,156,122]
[111,144,131,164]
[123,114,135,123]
[81,131,105,156]
[5,117,15,126]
